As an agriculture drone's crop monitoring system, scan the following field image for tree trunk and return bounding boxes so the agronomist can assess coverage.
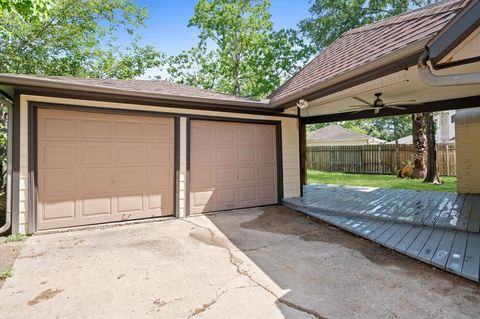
[411,113,427,179]
[423,112,443,184]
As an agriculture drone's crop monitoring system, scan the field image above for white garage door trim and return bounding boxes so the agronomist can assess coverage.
[187,117,283,215]
[31,106,179,231]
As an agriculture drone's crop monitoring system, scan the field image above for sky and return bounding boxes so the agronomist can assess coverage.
[121,0,311,59]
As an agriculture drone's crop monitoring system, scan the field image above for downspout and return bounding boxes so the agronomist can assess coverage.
[418,51,480,86]
[0,91,12,234]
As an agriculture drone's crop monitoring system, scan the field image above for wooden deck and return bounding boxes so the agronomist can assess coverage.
[283,184,480,282]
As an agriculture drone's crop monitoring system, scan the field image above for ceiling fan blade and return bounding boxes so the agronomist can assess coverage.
[353,96,374,106]
[383,105,407,110]
[388,103,424,107]
[347,104,372,108]
[385,99,417,104]
[350,109,371,114]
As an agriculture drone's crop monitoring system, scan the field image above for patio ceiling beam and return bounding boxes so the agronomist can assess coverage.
[300,95,480,124]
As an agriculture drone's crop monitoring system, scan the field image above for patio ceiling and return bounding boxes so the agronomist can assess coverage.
[300,61,480,123]
[271,0,480,123]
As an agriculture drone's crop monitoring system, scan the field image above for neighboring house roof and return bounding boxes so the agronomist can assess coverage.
[308,124,384,143]
[269,0,468,106]
[0,74,270,108]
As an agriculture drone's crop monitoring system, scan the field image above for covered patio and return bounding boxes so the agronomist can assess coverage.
[270,0,480,282]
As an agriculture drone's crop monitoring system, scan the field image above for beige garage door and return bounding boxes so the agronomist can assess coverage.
[37,109,174,230]
[190,120,278,214]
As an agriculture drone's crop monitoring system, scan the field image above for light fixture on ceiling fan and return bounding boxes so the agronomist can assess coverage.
[345,93,423,114]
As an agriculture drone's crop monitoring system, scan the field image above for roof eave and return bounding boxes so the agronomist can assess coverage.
[427,0,480,69]
[0,74,272,109]
[270,39,429,110]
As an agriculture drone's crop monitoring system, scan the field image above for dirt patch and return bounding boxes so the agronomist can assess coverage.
[0,241,23,288]
[27,288,64,306]
[238,206,479,286]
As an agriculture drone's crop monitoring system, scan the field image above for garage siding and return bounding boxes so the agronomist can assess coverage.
[17,95,300,233]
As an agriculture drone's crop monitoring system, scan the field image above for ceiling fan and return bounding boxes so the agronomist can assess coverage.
[346,93,422,114]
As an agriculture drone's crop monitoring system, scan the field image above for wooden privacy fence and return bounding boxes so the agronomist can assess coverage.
[307,144,456,176]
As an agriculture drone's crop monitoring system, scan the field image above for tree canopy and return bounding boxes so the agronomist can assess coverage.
[299,0,431,49]
[163,0,313,98]
[0,0,163,79]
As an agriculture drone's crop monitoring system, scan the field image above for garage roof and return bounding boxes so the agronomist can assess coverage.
[269,0,469,106]
[0,73,269,108]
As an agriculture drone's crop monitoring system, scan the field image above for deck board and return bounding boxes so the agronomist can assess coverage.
[446,231,468,275]
[462,232,480,281]
[283,185,480,282]
[417,228,445,263]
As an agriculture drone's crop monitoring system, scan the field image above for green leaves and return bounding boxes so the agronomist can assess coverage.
[0,0,162,79]
[163,0,312,99]
[299,0,430,50]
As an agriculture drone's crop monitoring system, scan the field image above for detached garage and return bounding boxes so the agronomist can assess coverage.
[0,75,300,233]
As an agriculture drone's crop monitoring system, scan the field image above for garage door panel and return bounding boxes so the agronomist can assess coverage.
[117,195,144,213]
[215,126,235,144]
[80,144,113,166]
[115,121,144,140]
[146,167,173,188]
[79,169,112,194]
[146,145,173,165]
[190,120,277,214]
[191,126,213,144]
[259,185,276,201]
[191,147,213,166]
[190,169,213,189]
[41,199,76,220]
[238,148,256,162]
[238,167,256,183]
[258,147,276,163]
[39,170,76,196]
[81,197,112,217]
[113,168,145,190]
[236,126,255,144]
[215,167,236,184]
[79,119,113,139]
[37,109,175,230]
[39,143,76,167]
[215,148,235,164]
[258,166,276,182]
[115,144,146,165]
[146,122,173,140]
[257,126,275,144]
[239,187,257,202]
[40,117,76,139]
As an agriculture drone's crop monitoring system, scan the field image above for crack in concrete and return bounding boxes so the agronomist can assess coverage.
[187,285,254,318]
[182,218,326,319]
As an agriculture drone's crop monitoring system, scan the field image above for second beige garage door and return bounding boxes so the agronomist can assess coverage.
[190,120,278,214]
[37,109,175,230]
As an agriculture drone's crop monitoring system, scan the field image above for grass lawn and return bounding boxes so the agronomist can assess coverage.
[307,170,457,192]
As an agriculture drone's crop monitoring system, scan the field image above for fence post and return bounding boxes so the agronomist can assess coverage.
[446,144,450,176]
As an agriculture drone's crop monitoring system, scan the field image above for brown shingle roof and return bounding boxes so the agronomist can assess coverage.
[308,124,384,142]
[0,74,264,105]
[270,0,469,104]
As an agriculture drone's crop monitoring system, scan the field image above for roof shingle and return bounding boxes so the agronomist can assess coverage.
[270,0,468,104]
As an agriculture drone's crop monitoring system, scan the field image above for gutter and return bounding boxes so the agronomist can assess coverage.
[0,90,12,234]
[418,51,480,86]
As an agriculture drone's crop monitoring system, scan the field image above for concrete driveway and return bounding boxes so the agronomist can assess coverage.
[1,206,479,319]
